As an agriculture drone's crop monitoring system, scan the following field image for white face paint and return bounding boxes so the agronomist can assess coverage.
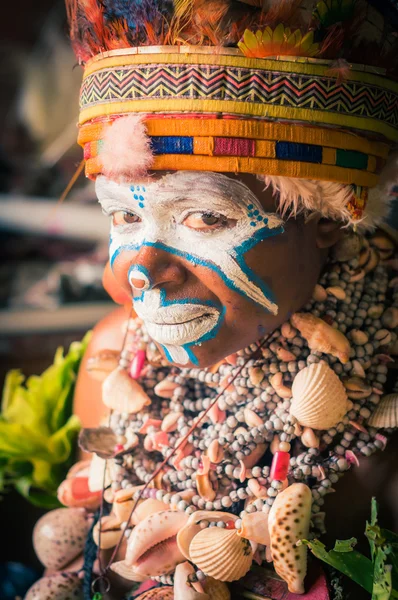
[96,171,284,365]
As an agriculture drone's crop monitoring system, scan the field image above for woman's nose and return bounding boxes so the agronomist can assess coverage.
[128,245,187,291]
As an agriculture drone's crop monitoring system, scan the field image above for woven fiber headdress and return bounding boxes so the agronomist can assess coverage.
[68,0,398,228]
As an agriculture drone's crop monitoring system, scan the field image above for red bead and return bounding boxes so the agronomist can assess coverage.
[114,444,124,454]
[270,451,290,481]
[130,349,146,379]
[225,520,235,530]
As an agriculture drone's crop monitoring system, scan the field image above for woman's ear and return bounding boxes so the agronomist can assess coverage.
[315,218,344,249]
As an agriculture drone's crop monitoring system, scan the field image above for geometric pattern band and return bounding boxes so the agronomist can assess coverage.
[83,135,381,174]
[80,63,398,140]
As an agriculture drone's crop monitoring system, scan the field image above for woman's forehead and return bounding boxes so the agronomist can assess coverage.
[97,170,279,211]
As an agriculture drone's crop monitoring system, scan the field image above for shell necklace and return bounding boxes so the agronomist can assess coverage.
[84,230,397,594]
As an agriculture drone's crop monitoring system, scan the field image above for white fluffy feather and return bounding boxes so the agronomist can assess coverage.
[100,114,154,182]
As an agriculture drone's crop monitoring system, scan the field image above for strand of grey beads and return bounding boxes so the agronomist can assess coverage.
[105,251,394,541]
[151,574,174,585]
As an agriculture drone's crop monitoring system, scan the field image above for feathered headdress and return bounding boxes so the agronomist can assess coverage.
[69,0,398,228]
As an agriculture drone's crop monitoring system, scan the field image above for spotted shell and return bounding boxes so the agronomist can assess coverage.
[25,573,83,600]
[189,526,253,582]
[33,508,89,570]
[290,362,349,429]
[368,394,398,429]
[268,483,311,594]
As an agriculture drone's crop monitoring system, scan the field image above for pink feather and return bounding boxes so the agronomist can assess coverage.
[100,114,154,182]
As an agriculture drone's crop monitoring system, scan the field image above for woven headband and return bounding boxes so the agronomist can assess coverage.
[78,46,398,222]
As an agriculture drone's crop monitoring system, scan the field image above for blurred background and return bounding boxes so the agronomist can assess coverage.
[0,2,114,595]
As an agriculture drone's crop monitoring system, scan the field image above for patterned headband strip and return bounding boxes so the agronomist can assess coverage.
[79,47,398,142]
[78,118,389,186]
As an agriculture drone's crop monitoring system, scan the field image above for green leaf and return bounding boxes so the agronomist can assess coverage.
[0,333,90,507]
[301,538,374,593]
[15,476,61,509]
[333,538,357,553]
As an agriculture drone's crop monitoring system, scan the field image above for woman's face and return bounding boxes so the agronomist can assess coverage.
[96,171,325,368]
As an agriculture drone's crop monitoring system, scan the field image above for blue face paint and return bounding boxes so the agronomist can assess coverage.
[97,171,285,365]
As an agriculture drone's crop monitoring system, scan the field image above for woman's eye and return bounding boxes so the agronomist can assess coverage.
[112,211,141,226]
[182,212,230,231]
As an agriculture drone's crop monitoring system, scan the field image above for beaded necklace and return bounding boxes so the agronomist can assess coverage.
[89,231,397,590]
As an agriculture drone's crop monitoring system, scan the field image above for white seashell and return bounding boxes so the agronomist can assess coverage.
[382,307,398,330]
[126,510,188,575]
[269,372,292,399]
[276,346,296,362]
[248,366,265,386]
[374,329,392,346]
[88,454,111,492]
[189,527,253,582]
[350,329,369,346]
[86,349,120,382]
[161,412,181,432]
[326,286,346,300]
[301,427,320,448]
[368,394,398,428]
[237,511,270,546]
[312,284,327,301]
[352,360,366,378]
[281,322,297,339]
[207,439,224,463]
[93,515,122,549]
[291,313,351,364]
[269,483,311,594]
[102,367,151,413]
[290,362,349,429]
[363,247,379,274]
[110,560,147,582]
[244,408,263,428]
[178,510,238,560]
[154,379,180,399]
[368,305,384,319]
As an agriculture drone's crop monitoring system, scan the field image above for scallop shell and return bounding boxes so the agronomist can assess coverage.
[33,508,89,570]
[177,511,238,560]
[189,527,253,582]
[25,573,83,600]
[102,367,151,413]
[290,362,349,429]
[268,483,311,594]
[368,394,398,428]
[291,313,351,363]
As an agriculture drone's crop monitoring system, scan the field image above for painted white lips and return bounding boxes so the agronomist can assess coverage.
[134,303,221,345]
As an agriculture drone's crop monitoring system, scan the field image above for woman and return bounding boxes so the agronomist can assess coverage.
[28,1,398,599]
